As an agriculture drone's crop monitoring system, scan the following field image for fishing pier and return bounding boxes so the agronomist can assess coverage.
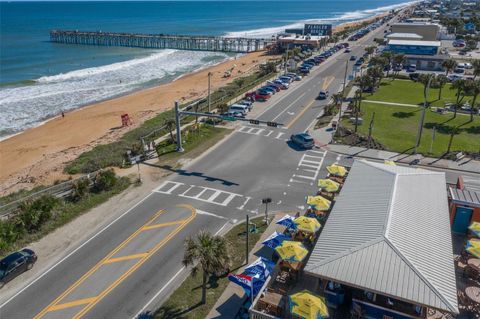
[49,30,273,53]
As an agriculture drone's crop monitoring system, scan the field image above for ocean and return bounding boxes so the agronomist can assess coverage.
[0,0,414,139]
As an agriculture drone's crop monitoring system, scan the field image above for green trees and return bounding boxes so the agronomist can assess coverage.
[465,79,480,122]
[391,54,406,80]
[436,75,448,100]
[353,75,373,133]
[18,195,59,233]
[472,59,480,80]
[442,59,457,76]
[182,230,231,304]
[366,66,384,90]
[94,169,118,192]
[365,46,376,58]
[450,79,467,118]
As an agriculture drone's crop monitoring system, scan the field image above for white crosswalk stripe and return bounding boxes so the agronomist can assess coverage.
[237,126,286,141]
[153,181,246,208]
[289,150,326,185]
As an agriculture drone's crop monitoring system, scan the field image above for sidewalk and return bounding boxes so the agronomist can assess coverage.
[206,212,288,319]
[308,89,480,174]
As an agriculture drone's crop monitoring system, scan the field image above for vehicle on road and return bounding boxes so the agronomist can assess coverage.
[290,133,315,149]
[0,249,37,289]
[317,90,329,100]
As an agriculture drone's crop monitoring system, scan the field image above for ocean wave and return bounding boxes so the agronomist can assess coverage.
[0,49,231,138]
[224,0,419,38]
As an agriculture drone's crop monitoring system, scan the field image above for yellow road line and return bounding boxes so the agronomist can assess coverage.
[73,205,197,319]
[286,76,335,129]
[103,253,149,265]
[286,99,315,129]
[48,297,98,312]
[142,219,188,231]
[34,210,165,319]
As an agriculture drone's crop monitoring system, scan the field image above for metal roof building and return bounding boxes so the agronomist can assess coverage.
[304,160,459,314]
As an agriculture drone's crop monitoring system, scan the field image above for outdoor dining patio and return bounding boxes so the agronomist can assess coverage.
[247,164,350,319]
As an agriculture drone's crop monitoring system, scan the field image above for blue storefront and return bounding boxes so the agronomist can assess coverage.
[386,40,440,55]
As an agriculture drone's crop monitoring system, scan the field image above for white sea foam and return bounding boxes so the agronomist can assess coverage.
[0,49,230,138]
[225,0,419,38]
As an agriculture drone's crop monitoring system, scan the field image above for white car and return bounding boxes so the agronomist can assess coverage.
[447,74,462,82]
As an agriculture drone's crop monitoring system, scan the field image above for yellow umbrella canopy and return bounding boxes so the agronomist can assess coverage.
[289,290,329,319]
[384,160,396,165]
[317,179,340,192]
[294,216,321,233]
[306,196,331,211]
[466,239,480,258]
[275,241,308,263]
[469,222,480,237]
[326,164,347,177]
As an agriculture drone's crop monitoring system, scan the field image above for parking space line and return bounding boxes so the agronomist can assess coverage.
[48,297,98,312]
[103,253,149,265]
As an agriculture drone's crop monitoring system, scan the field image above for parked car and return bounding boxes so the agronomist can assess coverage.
[238,99,253,109]
[299,67,310,74]
[354,60,363,66]
[257,88,273,97]
[447,74,462,82]
[393,64,403,71]
[228,104,249,116]
[0,249,37,289]
[407,64,416,72]
[345,48,351,53]
[318,90,329,100]
[279,75,294,83]
[409,73,420,81]
[255,92,271,101]
[223,110,245,118]
[264,85,280,92]
[350,55,357,61]
[454,67,465,74]
[273,80,289,89]
[453,40,466,47]
[286,73,302,81]
[290,133,315,149]
[261,86,277,94]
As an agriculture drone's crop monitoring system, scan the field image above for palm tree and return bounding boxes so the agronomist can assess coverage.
[472,59,480,80]
[466,79,480,122]
[164,118,176,143]
[391,54,406,80]
[354,75,372,133]
[436,74,448,100]
[442,59,457,76]
[365,46,376,58]
[450,79,467,118]
[415,74,435,148]
[366,66,384,90]
[183,230,231,305]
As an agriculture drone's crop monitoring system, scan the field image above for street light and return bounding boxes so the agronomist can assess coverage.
[262,198,272,225]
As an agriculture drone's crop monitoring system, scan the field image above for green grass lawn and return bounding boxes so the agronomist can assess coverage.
[341,102,480,157]
[155,217,271,319]
[364,79,467,108]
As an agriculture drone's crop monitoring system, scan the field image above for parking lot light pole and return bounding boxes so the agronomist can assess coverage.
[174,101,184,152]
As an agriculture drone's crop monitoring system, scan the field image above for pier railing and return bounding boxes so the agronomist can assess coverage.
[50,30,275,53]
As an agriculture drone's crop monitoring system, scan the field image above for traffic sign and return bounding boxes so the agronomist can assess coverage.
[222,116,237,121]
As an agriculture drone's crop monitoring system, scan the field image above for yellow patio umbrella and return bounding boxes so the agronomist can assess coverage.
[294,216,321,233]
[466,239,480,258]
[326,164,347,177]
[289,290,329,319]
[306,196,331,211]
[317,179,340,192]
[384,160,396,165]
[469,222,480,237]
[275,241,308,263]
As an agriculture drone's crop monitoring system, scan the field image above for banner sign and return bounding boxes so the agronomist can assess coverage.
[228,273,266,297]
[304,24,332,36]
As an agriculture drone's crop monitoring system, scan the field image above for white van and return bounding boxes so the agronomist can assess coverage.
[229,104,249,116]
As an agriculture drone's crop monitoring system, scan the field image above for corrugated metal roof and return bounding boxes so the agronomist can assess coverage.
[304,160,458,314]
[388,39,441,46]
[461,175,480,193]
[449,187,480,207]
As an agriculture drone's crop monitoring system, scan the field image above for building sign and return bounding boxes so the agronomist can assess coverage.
[304,24,332,36]
[285,28,304,35]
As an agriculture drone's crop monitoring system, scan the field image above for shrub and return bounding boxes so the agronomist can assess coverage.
[71,178,90,202]
[93,169,118,192]
[18,195,59,233]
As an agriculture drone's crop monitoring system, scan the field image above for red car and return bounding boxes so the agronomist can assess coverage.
[255,92,271,101]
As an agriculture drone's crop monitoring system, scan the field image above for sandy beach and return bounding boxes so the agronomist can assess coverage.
[0,13,390,196]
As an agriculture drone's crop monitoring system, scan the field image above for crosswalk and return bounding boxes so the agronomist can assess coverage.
[236,126,287,141]
[153,181,251,209]
[289,149,326,185]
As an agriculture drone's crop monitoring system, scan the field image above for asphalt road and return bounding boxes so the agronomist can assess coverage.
[2,15,470,319]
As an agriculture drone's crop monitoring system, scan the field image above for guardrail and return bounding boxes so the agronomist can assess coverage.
[0,174,95,220]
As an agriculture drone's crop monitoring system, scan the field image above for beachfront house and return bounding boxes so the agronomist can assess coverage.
[303,161,459,318]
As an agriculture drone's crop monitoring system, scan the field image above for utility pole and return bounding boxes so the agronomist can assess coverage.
[207,72,212,113]
[246,214,249,265]
[262,198,271,225]
[429,126,436,155]
[174,101,184,152]
[367,112,375,148]
[414,74,433,154]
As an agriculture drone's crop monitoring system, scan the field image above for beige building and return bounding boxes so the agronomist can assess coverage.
[390,23,440,41]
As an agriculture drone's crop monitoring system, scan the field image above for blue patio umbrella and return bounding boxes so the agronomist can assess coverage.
[276,214,297,230]
[244,257,276,279]
[262,231,290,249]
